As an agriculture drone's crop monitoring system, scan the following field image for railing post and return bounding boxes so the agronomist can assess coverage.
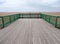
[2,16,4,28]
[49,16,50,23]
[9,16,11,23]
[14,15,15,21]
[55,17,57,27]
[18,14,20,18]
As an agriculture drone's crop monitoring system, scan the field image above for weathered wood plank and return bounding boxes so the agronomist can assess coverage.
[0,19,60,44]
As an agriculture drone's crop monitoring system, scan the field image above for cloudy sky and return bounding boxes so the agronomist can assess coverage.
[0,0,60,12]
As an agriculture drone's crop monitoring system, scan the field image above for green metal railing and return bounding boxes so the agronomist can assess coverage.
[0,13,60,29]
[0,17,3,28]
[0,14,20,28]
[41,13,60,28]
[20,14,41,18]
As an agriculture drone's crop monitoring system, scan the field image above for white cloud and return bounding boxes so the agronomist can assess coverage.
[1,0,57,7]
[0,0,28,8]
[0,0,60,12]
[28,0,57,5]
[40,0,57,5]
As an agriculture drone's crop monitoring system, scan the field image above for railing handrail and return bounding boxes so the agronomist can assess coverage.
[0,14,20,28]
[0,13,60,29]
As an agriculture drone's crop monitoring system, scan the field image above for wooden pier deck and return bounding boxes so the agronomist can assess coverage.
[0,19,60,44]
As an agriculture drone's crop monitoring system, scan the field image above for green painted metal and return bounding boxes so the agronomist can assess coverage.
[0,13,60,29]
[55,17,57,27]
[2,17,4,28]
[0,14,20,28]
[56,17,60,28]
[0,17,3,28]
[41,13,60,28]
[19,14,41,18]
[9,16,11,23]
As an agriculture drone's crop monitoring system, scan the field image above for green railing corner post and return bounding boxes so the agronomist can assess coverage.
[40,14,41,18]
[18,14,20,18]
[2,16,4,28]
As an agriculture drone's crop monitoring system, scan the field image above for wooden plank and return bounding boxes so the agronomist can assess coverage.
[0,19,60,44]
